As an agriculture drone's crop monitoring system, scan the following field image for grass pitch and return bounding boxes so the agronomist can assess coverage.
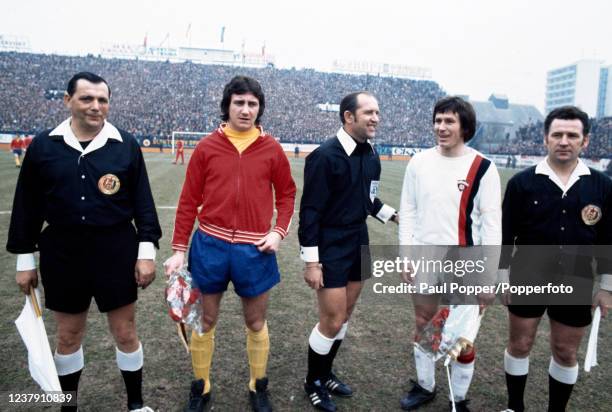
[0,151,610,411]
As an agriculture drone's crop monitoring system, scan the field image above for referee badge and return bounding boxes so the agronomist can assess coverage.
[98,174,121,195]
[581,204,601,226]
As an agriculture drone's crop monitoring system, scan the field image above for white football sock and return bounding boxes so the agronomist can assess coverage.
[414,346,435,392]
[504,349,529,376]
[54,346,84,376]
[549,357,578,385]
[450,359,474,401]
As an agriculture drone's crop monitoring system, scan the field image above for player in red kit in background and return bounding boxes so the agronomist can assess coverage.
[10,135,25,167]
[173,139,185,164]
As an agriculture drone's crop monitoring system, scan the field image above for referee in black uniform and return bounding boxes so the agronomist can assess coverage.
[500,106,612,412]
[7,72,161,412]
[298,91,398,411]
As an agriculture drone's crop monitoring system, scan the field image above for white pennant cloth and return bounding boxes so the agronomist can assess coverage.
[584,307,601,372]
[14,288,62,392]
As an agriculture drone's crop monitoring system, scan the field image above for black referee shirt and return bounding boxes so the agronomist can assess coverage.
[299,128,395,262]
[500,159,612,275]
[7,119,161,254]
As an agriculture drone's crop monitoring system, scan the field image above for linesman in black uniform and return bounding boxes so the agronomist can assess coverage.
[298,91,398,411]
[499,106,612,412]
[7,72,162,412]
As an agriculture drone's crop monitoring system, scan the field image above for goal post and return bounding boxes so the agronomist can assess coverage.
[171,131,210,154]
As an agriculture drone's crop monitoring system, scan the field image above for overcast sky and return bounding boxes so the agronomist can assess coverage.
[2,0,611,112]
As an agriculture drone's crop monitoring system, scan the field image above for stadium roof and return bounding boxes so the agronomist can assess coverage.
[471,94,542,127]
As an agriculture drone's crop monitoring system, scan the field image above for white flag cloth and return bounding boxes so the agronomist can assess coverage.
[14,288,61,392]
[443,305,482,412]
[584,307,601,372]
[444,305,481,344]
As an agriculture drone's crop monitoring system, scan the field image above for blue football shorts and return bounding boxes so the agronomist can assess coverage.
[188,230,280,297]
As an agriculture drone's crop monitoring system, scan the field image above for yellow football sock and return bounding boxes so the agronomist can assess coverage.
[15,156,21,167]
[246,322,270,392]
[190,327,215,394]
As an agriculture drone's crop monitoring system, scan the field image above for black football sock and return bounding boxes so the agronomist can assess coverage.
[306,324,334,384]
[121,368,144,410]
[58,369,82,412]
[505,372,527,412]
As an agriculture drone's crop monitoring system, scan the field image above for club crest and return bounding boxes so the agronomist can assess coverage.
[98,174,121,195]
[457,179,470,192]
[581,204,601,226]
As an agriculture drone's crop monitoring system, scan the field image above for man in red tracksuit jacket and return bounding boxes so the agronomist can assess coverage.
[165,76,296,412]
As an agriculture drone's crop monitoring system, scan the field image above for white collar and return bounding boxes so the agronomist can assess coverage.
[50,118,122,155]
[535,157,590,194]
[336,127,372,156]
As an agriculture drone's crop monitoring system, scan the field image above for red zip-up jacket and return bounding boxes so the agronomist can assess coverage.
[172,126,296,251]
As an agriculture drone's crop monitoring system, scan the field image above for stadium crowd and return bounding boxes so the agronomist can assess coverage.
[491,118,612,158]
[1,52,610,159]
[0,52,443,146]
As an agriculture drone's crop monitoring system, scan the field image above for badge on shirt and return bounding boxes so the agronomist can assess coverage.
[457,179,470,192]
[581,204,601,226]
[370,180,379,202]
[98,174,121,195]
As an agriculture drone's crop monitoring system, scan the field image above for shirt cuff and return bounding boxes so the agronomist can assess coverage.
[376,204,396,223]
[300,246,319,262]
[17,253,36,271]
[172,243,189,252]
[273,226,288,239]
[600,274,612,292]
[137,242,156,260]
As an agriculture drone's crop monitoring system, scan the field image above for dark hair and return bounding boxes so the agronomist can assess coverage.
[544,106,590,135]
[66,72,111,97]
[220,76,265,124]
[432,96,476,142]
[339,91,373,124]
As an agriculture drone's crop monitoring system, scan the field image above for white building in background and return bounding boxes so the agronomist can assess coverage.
[598,66,612,118]
[545,59,612,118]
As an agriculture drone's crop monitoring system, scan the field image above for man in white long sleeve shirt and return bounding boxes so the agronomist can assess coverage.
[398,96,501,412]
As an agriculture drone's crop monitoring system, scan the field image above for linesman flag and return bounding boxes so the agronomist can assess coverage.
[14,287,62,392]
